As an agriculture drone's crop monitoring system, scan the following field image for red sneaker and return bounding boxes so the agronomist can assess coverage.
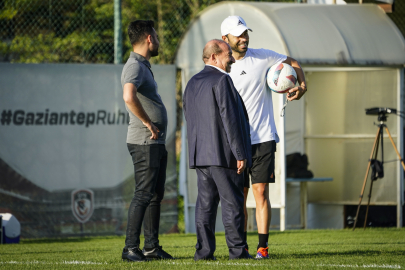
[256,247,269,259]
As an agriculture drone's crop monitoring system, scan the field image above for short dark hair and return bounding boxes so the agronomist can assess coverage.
[127,20,155,46]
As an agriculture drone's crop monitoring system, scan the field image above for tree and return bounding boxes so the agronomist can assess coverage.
[0,0,294,64]
[0,0,114,63]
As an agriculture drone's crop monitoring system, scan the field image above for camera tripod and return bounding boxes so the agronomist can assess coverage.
[353,109,405,230]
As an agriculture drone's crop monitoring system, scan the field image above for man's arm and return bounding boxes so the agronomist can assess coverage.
[123,82,159,140]
[283,56,307,101]
[214,75,248,173]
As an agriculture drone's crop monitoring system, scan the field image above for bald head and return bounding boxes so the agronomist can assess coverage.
[202,39,235,73]
[202,39,226,63]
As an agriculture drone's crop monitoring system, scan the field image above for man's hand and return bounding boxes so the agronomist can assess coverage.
[287,85,307,101]
[123,83,160,140]
[283,56,307,102]
[143,121,160,140]
[237,159,247,174]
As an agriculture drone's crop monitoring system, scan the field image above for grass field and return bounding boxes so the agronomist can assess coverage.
[1,228,405,269]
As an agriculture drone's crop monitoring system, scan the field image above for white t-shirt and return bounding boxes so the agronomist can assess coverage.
[229,48,286,145]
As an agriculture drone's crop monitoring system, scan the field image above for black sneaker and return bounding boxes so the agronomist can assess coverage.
[143,246,174,260]
[122,247,148,262]
[229,249,253,260]
[244,250,254,259]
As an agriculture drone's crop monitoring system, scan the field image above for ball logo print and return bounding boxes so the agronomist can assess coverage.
[267,63,297,93]
[72,189,94,223]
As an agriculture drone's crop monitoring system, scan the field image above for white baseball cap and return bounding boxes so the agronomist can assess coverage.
[221,16,252,37]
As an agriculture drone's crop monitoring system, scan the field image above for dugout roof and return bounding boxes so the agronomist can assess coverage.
[176,2,405,232]
[175,2,405,72]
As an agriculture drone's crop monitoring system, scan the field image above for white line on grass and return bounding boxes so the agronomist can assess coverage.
[0,261,273,267]
[166,261,264,266]
[166,262,403,268]
[1,261,402,268]
[318,264,402,269]
[0,260,107,265]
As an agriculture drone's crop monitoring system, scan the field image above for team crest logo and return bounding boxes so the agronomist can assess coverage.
[72,189,94,223]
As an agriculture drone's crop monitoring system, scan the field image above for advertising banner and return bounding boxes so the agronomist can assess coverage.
[0,63,177,238]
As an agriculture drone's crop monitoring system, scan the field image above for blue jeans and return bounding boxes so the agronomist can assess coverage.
[125,143,167,249]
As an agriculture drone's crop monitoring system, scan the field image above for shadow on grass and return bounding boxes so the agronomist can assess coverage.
[171,256,195,260]
[269,249,405,259]
[247,228,405,236]
[1,248,113,255]
[21,237,99,244]
[268,242,405,246]
[169,250,405,261]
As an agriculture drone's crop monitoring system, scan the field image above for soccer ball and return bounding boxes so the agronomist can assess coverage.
[266,63,297,93]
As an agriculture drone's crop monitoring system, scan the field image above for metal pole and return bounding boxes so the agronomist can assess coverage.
[114,0,122,64]
[397,68,404,228]
[0,215,3,244]
[363,126,382,229]
[353,126,381,230]
[363,179,375,229]
[280,94,287,231]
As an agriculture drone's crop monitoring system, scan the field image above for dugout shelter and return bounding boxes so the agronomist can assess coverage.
[175,1,405,232]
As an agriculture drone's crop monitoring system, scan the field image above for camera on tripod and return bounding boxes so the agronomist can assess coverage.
[365,107,397,122]
[353,107,405,230]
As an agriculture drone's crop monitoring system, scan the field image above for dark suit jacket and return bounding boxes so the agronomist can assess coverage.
[183,65,252,169]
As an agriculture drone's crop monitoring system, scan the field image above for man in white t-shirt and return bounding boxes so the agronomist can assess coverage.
[221,15,307,259]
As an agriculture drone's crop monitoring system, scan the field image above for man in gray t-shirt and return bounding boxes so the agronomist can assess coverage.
[121,20,173,262]
[121,52,167,145]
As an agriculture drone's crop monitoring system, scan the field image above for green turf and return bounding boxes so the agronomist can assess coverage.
[1,228,404,269]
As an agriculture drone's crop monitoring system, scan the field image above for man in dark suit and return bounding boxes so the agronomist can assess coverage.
[183,39,252,261]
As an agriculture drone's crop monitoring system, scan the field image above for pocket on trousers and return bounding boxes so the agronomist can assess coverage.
[148,144,160,168]
[131,147,146,166]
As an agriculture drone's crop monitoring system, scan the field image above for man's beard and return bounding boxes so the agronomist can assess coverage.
[230,41,248,54]
[150,48,159,57]
[150,44,159,57]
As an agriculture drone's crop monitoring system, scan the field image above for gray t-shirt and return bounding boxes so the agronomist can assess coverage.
[121,52,167,145]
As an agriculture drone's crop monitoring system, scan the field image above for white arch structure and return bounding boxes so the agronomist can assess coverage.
[176,2,405,232]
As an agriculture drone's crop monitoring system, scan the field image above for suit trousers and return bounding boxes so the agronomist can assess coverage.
[125,143,167,249]
[194,166,247,260]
